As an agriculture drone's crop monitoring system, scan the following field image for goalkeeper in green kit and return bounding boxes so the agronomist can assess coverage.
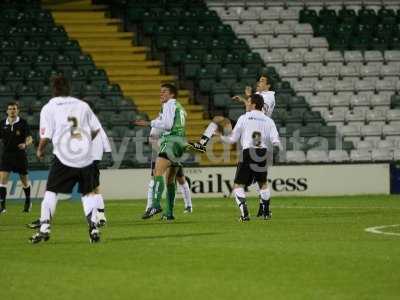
[134,83,188,220]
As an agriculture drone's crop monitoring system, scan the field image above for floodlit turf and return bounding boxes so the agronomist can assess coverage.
[1,195,400,300]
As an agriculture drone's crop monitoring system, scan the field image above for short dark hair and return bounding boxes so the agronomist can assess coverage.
[7,101,19,108]
[51,75,70,97]
[161,83,178,98]
[250,94,264,110]
[258,73,274,91]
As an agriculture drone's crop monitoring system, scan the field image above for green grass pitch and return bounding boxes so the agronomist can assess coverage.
[1,195,400,300]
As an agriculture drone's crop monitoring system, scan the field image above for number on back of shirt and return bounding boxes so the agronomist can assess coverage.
[68,116,82,138]
[252,131,261,147]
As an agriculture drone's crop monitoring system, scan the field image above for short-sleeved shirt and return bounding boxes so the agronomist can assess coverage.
[0,116,31,155]
[40,96,101,168]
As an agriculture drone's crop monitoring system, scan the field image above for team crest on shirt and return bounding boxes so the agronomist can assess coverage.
[15,130,20,136]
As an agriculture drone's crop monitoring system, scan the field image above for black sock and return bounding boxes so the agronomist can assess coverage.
[23,186,31,203]
[98,208,104,213]
[0,186,6,208]
[199,135,210,146]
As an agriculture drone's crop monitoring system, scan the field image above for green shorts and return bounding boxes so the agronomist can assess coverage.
[158,135,187,164]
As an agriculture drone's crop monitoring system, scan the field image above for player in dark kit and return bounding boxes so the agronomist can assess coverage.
[0,102,33,213]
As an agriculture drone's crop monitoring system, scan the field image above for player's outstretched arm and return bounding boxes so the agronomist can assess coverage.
[232,95,246,103]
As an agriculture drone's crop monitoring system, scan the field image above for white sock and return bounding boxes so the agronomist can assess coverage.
[202,122,218,139]
[179,181,192,209]
[233,187,247,216]
[96,194,105,210]
[39,191,58,232]
[82,194,99,224]
[40,191,57,222]
[259,188,271,202]
[146,179,154,210]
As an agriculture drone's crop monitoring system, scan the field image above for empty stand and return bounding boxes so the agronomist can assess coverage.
[211,0,400,163]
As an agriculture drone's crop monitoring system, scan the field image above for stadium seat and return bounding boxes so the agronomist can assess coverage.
[329,150,350,162]
[285,150,306,163]
[361,124,382,137]
[350,149,372,161]
[383,124,400,136]
[371,148,393,161]
[306,150,329,163]
[345,110,365,125]
[340,124,361,137]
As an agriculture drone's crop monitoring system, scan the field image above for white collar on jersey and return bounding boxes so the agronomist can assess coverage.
[258,90,274,95]
[6,116,20,125]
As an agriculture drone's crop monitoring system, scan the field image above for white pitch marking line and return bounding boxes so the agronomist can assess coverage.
[365,224,400,236]
[274,205,400,210]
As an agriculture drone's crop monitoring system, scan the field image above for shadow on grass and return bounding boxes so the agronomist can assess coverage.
[115,220,198,227]
[107,232,222,243]
[31,232,223,245]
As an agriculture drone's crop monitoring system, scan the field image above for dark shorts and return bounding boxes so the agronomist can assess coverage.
[0,152,28,175]
[234,148,268,187]
[150,159,184,177]
[46,156,97,195]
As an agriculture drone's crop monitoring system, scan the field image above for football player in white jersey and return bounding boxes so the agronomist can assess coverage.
[28,76,103,244]
[85,100,112,227]
[188,73,275,153]
[218,94,280,221]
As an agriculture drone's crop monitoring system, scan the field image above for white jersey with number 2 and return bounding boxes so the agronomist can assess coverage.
[40,96,101,168]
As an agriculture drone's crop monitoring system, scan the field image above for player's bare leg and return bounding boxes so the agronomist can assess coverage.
[0,171,9,213]
[188,116,232,153]
[20,174,31,213]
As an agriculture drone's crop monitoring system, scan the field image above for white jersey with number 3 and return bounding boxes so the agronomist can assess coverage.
[40,96,101,168]
[220,110,280,150]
